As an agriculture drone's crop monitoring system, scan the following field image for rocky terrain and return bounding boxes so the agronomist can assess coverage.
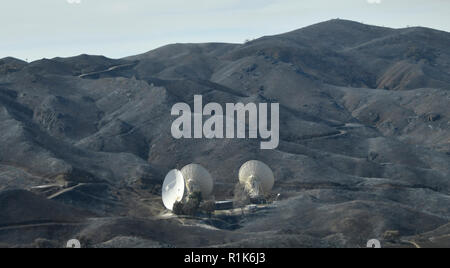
[0,19,449,248]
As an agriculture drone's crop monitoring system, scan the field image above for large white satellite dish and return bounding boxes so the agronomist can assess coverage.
[162,169,185,210]
[239,160,275,198]
[181,164,214,199]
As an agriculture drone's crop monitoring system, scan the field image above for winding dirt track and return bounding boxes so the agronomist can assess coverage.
[0,221,83,231]
[78,63,137,78]
[400,240,421,248]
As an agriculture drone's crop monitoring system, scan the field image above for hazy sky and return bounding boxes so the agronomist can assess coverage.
[1,0,449,61]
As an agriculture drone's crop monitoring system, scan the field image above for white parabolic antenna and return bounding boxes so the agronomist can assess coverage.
[162,169,185,210]
[181,164,214,199]
[239,160,275,197]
